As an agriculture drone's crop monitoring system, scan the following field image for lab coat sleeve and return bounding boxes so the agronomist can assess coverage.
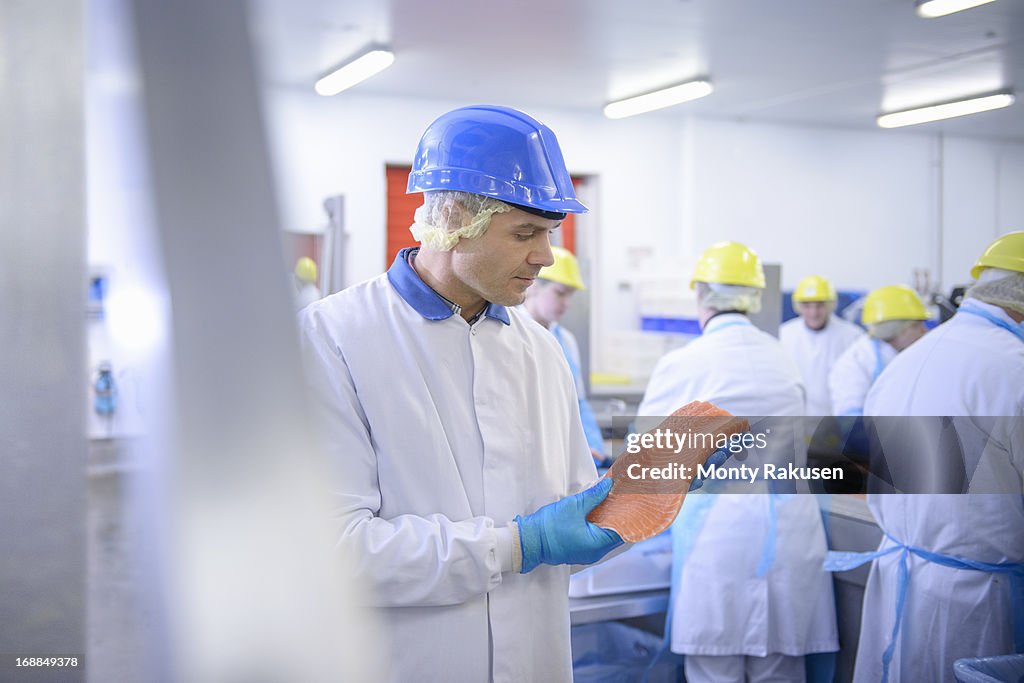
[298,313,512,608]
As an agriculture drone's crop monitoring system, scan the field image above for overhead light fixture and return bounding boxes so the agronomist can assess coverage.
[877,91,1015,128]
[604,79,713,119]
[314,47,394,97]
[915,0,998,18]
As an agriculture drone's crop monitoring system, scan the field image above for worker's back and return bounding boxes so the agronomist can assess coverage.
[639,312,838,662]
[854,299,1024,683]
[640,313,806,418]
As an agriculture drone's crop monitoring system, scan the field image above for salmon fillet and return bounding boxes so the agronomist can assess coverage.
[587,400,749,542]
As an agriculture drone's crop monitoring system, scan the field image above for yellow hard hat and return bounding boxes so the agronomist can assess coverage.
[294,256,318,284]
[690,241,766,289]
[861,285,930,325]
[539,246,586,290]
[793,275,837,303]
[970,231,1024,279]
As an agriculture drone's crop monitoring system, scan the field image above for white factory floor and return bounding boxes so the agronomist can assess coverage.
[87,439,151,682]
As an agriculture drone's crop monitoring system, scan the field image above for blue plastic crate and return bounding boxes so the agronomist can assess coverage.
[953,654,1024,683]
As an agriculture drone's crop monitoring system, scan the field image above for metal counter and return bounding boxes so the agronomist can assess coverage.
[570,588,670,626]
[567,494,882,683]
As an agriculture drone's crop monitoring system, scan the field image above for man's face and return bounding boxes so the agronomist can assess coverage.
[527,281,577,325]
[797,301,830,331]
[450,207,559,307]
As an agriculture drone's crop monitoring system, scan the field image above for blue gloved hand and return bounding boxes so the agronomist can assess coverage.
[687,447,732,492]
[515,478,623,574]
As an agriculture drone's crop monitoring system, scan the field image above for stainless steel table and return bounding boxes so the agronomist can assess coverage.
[569,589,670,626]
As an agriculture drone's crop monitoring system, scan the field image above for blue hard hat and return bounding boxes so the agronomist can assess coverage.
[407,105,588,216]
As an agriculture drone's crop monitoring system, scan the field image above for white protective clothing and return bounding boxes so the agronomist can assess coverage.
[856,298,1024,683]
[297,249,599,682]
[294,281,321,311]
[638,314,839,661]
[829,334,897,416]
[779,314,864,416]
[685,653,807,683]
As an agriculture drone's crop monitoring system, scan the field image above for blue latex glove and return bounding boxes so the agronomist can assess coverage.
[515,478,623,574]
[687,447,732,492]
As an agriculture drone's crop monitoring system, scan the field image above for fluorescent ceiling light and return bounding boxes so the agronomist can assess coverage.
[877,92,1014,128]
[915,0,997,18]
[604,80,713,119]
[315,48,394,96]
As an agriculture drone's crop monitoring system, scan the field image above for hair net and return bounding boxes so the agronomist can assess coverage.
[409,190,512,251]
[966,269,1024,315]
[695,282,763,314]
[868,319,917,341]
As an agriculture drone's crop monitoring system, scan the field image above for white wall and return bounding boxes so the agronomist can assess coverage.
[684,119,937,291]
[683,118,1024,293]
[942,137,1024,288]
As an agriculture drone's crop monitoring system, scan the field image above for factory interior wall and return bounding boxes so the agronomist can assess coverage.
[87,85,1024,386]
[685,118,1024,293]
[261,89,1024,295]
[259,88,1024,373]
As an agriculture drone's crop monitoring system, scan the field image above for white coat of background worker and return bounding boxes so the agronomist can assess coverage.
[293,256,321,310]
[829,285,929,416]
[639,241,838,683]
[522,246,607,464]
[843,231,1024,682]
[297,105,623,682]
[779,275,863,416]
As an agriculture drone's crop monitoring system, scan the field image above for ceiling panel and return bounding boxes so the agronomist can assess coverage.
[247,0,1024,140]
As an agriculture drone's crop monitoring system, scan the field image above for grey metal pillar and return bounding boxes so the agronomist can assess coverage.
[129,1,378,680]
[0,1,87,681]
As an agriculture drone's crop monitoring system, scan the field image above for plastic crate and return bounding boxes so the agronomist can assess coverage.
[953,654,1024,683]
[571,621,681,683]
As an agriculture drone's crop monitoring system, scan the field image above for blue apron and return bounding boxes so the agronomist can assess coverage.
[958,304,1024,344]
[551,324,605,454]
[642,316,835,681]
[825,531,1024,683]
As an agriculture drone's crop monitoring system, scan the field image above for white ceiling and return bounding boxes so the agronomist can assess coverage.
[249,0,1024,141]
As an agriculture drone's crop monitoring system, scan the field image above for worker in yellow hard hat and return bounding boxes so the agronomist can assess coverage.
[828,284,930,416]
[522,246,606,465]
[640,241,838,683]
[779,275,864,416]
[851,232,1024,682]
[293,256,321,310]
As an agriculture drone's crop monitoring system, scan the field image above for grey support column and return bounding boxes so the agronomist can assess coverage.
[129,1,379,680]
[0,1,87,681]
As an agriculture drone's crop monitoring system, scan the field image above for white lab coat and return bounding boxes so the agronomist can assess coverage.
[856,299,1024,683]
[779,315,864,416]
[297,252,598,683]
[829,334,897,416]
[639,314,839,657]
[294,281,321,310]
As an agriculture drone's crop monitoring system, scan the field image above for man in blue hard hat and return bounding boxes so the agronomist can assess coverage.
[297,106,622,681]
